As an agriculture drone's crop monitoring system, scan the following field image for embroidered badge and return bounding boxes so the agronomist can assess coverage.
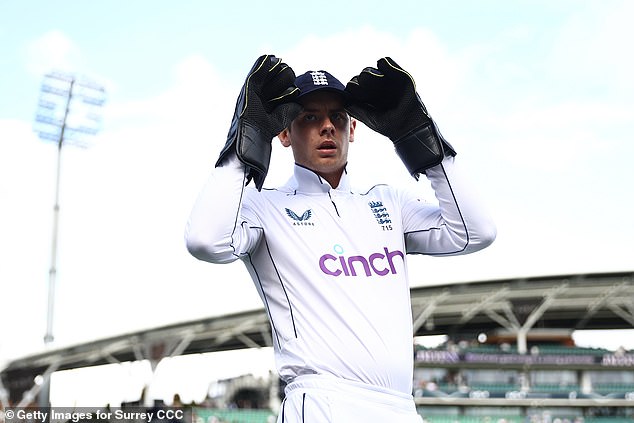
[310,71,329,86]
[368,201,393,230]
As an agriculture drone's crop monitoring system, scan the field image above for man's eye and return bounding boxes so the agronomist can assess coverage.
[332,113,345,121]
[303,114,317,121]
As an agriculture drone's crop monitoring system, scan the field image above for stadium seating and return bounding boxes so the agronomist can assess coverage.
[193,408,276,423]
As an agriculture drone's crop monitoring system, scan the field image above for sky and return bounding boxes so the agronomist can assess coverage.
[1,0,633,405]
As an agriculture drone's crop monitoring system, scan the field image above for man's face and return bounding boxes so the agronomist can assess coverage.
[279,91,355,186]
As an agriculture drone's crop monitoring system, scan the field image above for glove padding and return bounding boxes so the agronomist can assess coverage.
[216,55,300,190]
[345,57,456,178]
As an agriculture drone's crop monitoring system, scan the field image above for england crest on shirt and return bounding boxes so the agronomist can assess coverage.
[368,201,393,230]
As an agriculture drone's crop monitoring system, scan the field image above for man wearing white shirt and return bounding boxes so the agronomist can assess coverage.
[185,55,496,422]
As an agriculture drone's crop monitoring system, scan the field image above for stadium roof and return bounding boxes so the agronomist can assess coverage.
[2,270,633,403]
[410,270,634,337]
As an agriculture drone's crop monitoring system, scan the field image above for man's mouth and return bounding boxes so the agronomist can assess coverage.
[318,141,336,150]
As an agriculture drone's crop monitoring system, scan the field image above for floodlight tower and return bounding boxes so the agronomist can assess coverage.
[32,71,105,409]
[34,72,106,345]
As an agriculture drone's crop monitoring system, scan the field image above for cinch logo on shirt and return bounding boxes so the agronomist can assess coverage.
[319,244,404,277]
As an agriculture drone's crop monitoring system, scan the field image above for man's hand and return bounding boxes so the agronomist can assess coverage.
[216,55,300,190]
[345,57,455,178]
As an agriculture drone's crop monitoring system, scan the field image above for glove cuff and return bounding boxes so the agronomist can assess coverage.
[216,120,272,191]
[393,121,456,179]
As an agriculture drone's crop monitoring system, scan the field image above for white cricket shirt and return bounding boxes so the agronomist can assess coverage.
[185,154,495,395]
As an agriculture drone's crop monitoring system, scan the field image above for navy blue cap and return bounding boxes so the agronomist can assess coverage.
[295,70,349,102]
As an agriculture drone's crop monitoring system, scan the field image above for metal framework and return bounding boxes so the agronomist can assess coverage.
[410,271,634,341]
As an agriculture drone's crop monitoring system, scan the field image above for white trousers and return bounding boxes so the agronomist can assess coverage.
[277,375,423,423]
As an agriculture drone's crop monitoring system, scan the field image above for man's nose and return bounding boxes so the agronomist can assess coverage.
[320,117,335,135]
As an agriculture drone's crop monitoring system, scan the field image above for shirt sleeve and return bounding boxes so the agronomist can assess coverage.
[401,155,497,256]
[184,153,263,263]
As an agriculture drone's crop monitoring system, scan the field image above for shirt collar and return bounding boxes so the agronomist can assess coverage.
[284,163,351,194]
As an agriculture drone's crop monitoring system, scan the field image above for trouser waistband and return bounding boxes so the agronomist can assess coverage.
[284,374,414,409]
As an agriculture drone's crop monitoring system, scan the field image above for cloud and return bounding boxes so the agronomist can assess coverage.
[549,1,634,95]
[3,17,634,361]
[0,53,273,352]
[24,30,82,77]
[279,25,466,112]
[106,54,232,128]
[0,119,56,358]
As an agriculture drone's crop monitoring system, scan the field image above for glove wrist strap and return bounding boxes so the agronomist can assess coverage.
[216,119,272,191]
[235,120,272,190]
[393,121,456,179]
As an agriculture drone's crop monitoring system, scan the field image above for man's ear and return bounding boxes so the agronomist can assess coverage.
[349,118,357,143]
[278,128,291,147]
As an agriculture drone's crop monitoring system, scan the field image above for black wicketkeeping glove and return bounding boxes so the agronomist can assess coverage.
[216,55,301,190]
[345,57,456,179]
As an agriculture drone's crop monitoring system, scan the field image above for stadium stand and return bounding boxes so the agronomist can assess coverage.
[1,271,633,421]
[192,408,275,423]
